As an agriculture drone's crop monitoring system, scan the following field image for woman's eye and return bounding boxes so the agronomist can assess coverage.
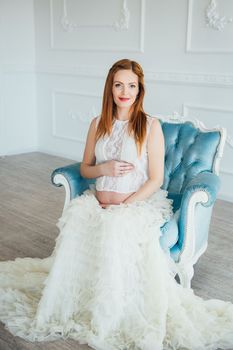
[114,83,137,88]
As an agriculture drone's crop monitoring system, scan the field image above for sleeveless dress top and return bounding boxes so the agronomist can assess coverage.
[94,115,154,193]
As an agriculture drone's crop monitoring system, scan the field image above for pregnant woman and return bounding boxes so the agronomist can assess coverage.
[0,58,233,350]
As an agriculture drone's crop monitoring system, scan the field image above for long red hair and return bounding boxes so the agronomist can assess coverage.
[96,58,149,156]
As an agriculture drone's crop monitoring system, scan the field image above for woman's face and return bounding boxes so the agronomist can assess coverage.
[112,69,139,110]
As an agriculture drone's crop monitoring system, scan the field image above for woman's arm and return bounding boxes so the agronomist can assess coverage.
[80,117,104,178]
[123,118,165,204]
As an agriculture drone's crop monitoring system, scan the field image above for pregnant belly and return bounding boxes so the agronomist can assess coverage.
[96,190,135,205]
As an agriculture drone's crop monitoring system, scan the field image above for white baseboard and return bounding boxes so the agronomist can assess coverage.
[0,146,80,163]
[217,193,233,204]
[0,147,38,157]
[37,147,80,162]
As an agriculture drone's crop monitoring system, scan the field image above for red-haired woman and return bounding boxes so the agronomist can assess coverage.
[0,59,233,350]
[81,59,165,208]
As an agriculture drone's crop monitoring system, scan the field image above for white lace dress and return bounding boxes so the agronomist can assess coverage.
[0,118,233,350]
[95,117,151,193]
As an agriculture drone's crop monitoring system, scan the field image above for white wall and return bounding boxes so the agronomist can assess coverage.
[0,0,37,155]
[1,0,233,202]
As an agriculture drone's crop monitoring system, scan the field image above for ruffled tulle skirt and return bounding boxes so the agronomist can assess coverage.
[0,188,233,350]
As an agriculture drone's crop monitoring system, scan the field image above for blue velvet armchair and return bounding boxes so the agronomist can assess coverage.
[51,118,226,288]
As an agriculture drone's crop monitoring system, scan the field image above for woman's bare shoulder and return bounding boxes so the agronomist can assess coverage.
[91,115,99,124]
[89,115,101,130]
[146,114,160,122]
[146,115,161,131]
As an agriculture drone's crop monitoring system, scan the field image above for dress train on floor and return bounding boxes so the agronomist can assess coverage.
[0,188,233,350]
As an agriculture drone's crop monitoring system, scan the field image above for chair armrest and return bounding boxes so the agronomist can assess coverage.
[182,171,220,207]
[177,171,220,251]
[51,162,96,202]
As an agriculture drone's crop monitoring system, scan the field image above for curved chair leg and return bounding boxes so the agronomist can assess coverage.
[177,264,194,289]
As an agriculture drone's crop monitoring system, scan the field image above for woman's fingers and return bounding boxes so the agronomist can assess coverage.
[119,162,134,169]
[119,161,134,167]
[121,165,134,170]
[117,162,134,176]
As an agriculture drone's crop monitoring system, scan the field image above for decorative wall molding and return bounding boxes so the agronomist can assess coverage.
[187,0,233,53]
[2,64,233,89]
[36,64,233,88]
[115,0,130,31]
[52,90,101,143]
[145,70,233,88]
[2,64,233,90]
[205,0,233,31]
[61,0,130,32]
[50,0,145,52]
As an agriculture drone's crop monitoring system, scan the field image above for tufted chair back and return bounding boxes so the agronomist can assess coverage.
[160,120,221,212]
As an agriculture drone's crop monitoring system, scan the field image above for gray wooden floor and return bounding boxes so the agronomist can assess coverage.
[0,152,232,350]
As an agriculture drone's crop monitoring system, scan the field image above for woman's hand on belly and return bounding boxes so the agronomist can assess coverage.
[101,160,135,177]
[96,159,136,207]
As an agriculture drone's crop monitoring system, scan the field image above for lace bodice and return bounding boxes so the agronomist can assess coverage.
[94,115,154,193]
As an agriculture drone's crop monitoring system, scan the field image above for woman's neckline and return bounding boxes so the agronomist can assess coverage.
[115,118,129,122]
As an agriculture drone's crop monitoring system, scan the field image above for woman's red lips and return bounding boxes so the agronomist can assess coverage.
[119,97,130,101]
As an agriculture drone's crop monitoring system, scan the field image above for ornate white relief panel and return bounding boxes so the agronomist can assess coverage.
[205,0,232,31]
[52,90,102,143]
[186,0,233,53]
[182,103,233,176]
[50,0,145,52]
